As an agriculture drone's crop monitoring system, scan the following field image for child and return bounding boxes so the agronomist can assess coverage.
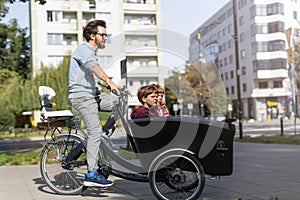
[150,84,169,117]
[130,85,158,119]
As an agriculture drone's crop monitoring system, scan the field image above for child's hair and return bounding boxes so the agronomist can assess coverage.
[154,84,165,94]
[137,85,157,104]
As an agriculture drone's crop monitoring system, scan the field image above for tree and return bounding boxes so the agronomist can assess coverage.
[0,19,30,79]
[164,62,231,117]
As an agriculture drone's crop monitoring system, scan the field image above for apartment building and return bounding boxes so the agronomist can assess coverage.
[189,0,300,120]
[29,0,162,107]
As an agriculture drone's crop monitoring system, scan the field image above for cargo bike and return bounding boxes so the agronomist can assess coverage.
[38,86,235,200]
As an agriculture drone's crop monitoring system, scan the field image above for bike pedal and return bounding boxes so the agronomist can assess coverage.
[81,186,88,193]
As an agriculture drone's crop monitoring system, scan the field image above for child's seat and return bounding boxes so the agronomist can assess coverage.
[39,86,73,120]
[38,86,74,137]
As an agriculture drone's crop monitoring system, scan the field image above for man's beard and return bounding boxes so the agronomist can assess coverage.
[98,43,105,49]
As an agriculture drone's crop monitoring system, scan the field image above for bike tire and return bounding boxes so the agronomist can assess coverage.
[149,152,205,200]
[40,134,87,195]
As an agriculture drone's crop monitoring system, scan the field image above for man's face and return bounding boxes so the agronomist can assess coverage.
[95,26,107,49]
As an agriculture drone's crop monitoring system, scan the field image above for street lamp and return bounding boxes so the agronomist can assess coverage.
[197,33,205,117]
[232,0,243,139]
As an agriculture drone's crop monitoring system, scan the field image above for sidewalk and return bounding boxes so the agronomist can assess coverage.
[1,142,300,200]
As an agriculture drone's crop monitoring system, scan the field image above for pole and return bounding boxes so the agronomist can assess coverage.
[232,0,243,138]
[198,33,204,117]
[291,64,297,135]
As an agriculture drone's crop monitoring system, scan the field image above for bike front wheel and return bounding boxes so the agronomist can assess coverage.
[40,134,87,195]
[149,152,205,200]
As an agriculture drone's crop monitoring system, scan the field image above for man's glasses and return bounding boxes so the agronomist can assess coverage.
[96,33,108,38]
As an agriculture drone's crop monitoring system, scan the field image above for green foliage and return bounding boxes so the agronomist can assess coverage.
[235,134,300,145]
[0,56,70,117]
[0,107,16,131]
[0,150,40,166]
[0,19,30,79]
[164,63,231,117]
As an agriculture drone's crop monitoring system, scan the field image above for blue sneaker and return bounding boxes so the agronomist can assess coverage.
[83,171,113,187]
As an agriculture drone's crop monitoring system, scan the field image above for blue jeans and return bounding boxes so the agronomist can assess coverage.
[69,93,117,172]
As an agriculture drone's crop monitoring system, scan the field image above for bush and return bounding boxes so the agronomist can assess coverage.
[0,109,16,132]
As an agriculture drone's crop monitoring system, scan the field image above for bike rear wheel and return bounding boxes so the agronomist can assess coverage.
[149,152,205,200]
[40,134,87,195]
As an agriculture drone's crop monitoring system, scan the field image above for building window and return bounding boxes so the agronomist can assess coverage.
[250,5,267,18]
[66,36,72,45]
[47,11,62,22]
[218,31,222,39]
[97,12,112,24]
[230,70,234,79]
[240,49,246,59]
[226,87,229,95]
[240,32,245,42]
[129,80,133,86]
[219,59,223,68]
[268,21,284,33]
[225,72,228,80]
[253,60,258,72]
[273,80,282,88]
[47,34,62,45]
[223,42,227,51]
[268,40,285,51]
[267,3,284,15]
[239,16,244,25]
[294,28,299,37]
[252,40,285,53]
[242,83,247,92]
[242,66,246,75]
[294,11,298,19]
[228,39,232,48]
[259,81,268,89]
[222,28,226,37]
[231,86,235,94]
[99,55,113,66]
[229,55,233,63]
[227,24,232,33]
[124,16,131,24]
[47,56,63,67]
[139,59,149,66]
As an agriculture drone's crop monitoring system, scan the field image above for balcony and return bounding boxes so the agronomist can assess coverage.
[123,2,156,12]
[127,65,159,77]
[255,69,288,79]
[256,51,286,60]
[46,20,78,32]
[251,88,291,98]
[46,43,77,56]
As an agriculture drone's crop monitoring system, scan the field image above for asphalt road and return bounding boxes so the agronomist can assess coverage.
[0,119,298,153]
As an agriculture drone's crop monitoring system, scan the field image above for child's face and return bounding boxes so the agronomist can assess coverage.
[157,92,163,103]
[142,92,158,108]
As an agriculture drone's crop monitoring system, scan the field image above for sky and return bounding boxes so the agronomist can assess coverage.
[3,0,230,67]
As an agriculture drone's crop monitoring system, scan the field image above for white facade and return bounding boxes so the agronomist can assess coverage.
[189,0,300,120]
[30,0,162,107]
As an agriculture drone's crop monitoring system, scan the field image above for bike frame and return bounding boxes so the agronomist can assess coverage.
[63,89,149,182]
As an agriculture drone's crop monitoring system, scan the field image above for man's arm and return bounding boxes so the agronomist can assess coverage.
[91,65,119,93]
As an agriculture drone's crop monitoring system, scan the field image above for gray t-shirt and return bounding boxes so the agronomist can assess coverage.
[68,42,99,99]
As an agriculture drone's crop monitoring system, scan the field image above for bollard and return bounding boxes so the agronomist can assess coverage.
[280,116,284,136]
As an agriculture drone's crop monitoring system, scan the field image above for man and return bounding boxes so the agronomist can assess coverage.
[68,20,119,187]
